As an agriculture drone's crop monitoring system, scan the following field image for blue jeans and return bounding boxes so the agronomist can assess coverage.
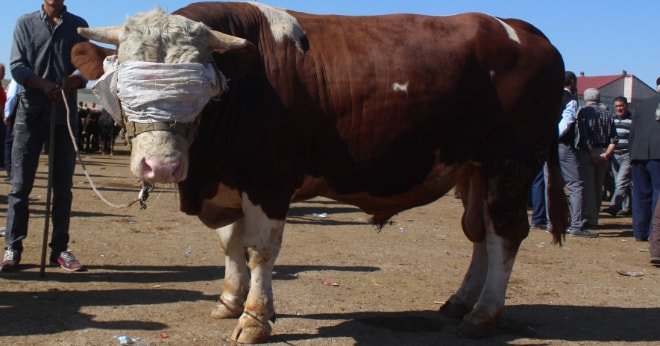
[4,102,77,254]
[609,152,631,213]
[530,169,546,226]
[631,159,660,241]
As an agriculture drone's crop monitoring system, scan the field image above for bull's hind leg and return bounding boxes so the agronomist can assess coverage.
[441,168,488,318]
[230,196,286,344]
[211,219,249,319]
[458,162,533,338]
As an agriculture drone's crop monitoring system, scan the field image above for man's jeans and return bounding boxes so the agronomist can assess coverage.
[631,159,660,241]
[609,152,631,213]
[530,169,547,226]
[4,111,76,254]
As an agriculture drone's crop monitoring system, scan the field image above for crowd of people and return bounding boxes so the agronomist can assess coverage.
[530,71,660,265]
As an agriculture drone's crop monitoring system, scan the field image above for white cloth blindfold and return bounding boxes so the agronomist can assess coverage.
[92,55,224,124]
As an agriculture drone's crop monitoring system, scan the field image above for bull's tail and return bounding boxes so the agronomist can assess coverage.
[546,137,568,245]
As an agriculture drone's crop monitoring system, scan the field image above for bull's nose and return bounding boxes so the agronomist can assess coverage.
[140,157,182,183]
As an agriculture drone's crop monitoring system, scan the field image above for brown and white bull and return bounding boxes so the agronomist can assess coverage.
[72,2,568,343]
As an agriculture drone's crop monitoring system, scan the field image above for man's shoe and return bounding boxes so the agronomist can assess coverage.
[0,226,5,237]
[616,210,631,216]
[51,250,83,272]
[651,256,660,265]
[531,223,547,230]
[1,248,21,271]
[568,229,599,238]
[603,207,617,217]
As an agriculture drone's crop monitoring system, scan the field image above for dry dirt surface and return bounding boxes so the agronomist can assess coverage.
[0,148,659,346]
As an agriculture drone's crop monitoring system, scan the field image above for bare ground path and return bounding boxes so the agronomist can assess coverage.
[0,150,658,345]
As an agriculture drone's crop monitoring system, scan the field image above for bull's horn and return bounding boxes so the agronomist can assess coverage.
[208,30,248,51]
[77,26,121,45]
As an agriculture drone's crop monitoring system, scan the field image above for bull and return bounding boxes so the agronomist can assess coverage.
[72,2,568,343]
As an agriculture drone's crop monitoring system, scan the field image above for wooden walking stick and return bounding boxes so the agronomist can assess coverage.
[40,100,58,277]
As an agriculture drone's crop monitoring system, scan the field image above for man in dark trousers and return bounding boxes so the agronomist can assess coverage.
[1,0,88,272]
[630,82,660,244]
[545,71,593,237]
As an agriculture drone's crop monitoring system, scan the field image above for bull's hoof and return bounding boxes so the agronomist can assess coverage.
[210,298,243,319]
[439,296,471,319]
[230,313,272,344]
[457,320,496,339]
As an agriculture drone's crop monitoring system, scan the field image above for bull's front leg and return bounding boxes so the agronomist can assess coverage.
[230,195,286,344]
[211,219,249,319]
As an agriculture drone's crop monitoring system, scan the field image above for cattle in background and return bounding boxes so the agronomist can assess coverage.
[72,2,568,343]
[97,109,120,155]
[81,107,101,153]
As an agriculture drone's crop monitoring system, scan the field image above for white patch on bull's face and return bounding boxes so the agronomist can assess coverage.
[130,131,190,183]
[392,82,409,94]
[494,17,520,44]
[248,1,307,52]
[119,9,211,64]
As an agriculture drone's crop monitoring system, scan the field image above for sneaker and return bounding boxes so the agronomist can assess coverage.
[1,248,21,271]
[568,229,599,238]
[616,210,631,216]
[51,250,83,272]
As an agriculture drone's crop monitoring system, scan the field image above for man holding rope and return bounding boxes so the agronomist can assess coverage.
[1,0,88,272]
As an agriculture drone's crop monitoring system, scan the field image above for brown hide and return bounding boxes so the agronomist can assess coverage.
[72,2,568,242]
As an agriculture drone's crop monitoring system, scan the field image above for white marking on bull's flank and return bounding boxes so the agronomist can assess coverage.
[248,2,307,52]
[494,17,520,44]
[392,82,409,93]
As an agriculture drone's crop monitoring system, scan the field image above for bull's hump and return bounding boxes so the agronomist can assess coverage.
[247,1,307,52]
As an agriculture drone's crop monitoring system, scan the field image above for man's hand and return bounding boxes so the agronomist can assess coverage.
[59,75,82,94]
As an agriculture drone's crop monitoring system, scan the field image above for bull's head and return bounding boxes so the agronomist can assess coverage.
[73,9,248,183]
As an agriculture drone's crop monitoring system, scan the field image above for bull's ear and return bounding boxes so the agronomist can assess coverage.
[212,41,257,81]
[71,42,117,80]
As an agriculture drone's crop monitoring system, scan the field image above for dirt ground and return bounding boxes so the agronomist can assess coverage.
[0,148,658,346]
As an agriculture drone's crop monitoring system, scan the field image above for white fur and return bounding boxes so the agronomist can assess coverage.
[248,2,307,52]
[494,17,520,44]
[392,82,409,94]
[241,193,286,250]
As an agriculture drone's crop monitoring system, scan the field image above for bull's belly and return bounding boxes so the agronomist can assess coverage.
[295,161,475,225]
[198,162,475,228]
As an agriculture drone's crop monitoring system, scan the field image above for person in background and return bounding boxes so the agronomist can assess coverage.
[0,64,6,175]
[604,96,633,217]
[1,0,88,272]
[545,71,592,237]
[575,88,617,231]
[530,170,547,229]
[0,65,5,238]
[650,200,660,265]
[629,81,660,243]
[3,79,19,183]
